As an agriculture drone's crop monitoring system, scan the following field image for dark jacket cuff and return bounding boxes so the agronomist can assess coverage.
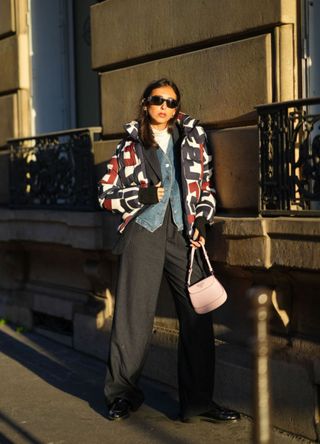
[138,187,159,204]
[194,217,207,239]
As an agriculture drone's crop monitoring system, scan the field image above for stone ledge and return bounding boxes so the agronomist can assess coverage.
[1,210,319,270]
[209,216,320,270]
[0,209,118,250]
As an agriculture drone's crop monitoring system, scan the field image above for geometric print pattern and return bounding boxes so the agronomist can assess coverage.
[98,112,216,236]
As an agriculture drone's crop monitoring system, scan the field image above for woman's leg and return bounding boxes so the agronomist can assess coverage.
[104,222,167,410]
[164,222,215,418]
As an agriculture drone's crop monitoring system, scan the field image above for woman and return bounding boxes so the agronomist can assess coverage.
[98,78,239,423]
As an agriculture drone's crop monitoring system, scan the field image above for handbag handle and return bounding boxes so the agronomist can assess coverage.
[187,244,214,286]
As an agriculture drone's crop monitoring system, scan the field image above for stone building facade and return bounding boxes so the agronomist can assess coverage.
[0,0,319,440]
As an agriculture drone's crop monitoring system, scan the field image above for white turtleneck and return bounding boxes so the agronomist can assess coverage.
[152,127,173,153]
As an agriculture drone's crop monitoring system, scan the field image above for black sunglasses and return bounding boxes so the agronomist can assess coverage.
[147,95,178,109]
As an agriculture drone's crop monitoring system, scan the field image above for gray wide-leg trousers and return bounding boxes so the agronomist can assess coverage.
[104,208,215,418]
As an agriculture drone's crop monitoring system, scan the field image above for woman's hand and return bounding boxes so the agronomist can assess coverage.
[190,217,207,249]
[155,182,165,201]
[138,182,164,204]
[190,228,205,249]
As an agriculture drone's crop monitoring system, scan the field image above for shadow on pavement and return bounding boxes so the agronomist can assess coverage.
[0,325,179,421]
[0,411,43,444]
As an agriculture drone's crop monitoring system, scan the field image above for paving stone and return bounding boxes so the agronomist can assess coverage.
[0,324,313,444]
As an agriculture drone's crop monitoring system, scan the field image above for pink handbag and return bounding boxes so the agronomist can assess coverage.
[187,245,227,314]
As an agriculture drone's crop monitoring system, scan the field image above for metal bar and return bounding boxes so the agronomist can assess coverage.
[248,286,272,444]
[8,128,100,211]
[256,96,320,111]
[7,126,102,143]
[257,97,320,215]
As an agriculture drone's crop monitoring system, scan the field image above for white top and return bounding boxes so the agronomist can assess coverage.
[152,127,173,153]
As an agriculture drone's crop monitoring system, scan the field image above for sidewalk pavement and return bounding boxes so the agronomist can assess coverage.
[0,324,313,444]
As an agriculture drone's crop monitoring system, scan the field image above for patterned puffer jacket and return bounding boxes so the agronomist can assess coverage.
[98,112,216,237]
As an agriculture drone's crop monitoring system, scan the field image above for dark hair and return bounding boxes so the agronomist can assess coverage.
[138,78,181,148]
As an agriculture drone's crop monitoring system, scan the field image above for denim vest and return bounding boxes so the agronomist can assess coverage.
[136,142,184,232]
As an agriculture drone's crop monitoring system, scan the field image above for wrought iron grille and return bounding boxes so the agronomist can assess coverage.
[257,97,320,216]
[9,127,101,210]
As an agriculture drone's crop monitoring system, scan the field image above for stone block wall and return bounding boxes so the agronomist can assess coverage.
[0,0,31,148]
[0,210,117,346]
[91,0,297,213]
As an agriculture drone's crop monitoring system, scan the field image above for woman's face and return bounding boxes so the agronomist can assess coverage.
[146,85,178,130]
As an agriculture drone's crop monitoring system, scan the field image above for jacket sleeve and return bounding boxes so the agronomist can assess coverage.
[195,134,216,224]
[98,143,144,214]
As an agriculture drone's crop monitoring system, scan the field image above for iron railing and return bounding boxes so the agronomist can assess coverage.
[8,127,101,210]
[257,97,320,216]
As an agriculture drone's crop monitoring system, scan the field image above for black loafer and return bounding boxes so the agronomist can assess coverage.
[106,398,132,421]
[181,402,240,423]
